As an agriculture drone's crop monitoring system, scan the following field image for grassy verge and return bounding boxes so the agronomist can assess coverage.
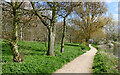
[92,44,119,74]
[1,41,90,73]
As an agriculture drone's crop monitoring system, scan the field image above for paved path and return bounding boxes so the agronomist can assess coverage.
[54,44,97,73]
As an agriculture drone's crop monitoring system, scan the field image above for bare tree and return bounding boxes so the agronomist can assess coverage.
[58,2,81,53]
[31,2,59,56]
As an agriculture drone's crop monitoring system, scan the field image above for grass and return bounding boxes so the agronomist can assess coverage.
[91,44,99,50]
[1,41,90,74]
[92,44,119,74]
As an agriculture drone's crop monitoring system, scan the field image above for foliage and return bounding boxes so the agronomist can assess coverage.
[70,2,107,42]
[80,43,90,50]
[104,15,118,41]
[92,44,119,74]
[1,41,90,73]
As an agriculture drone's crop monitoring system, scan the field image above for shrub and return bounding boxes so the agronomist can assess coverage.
[92,44,119,74]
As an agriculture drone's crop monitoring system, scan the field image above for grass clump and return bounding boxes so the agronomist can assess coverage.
[92,44,119,74]
[1,41,90,73]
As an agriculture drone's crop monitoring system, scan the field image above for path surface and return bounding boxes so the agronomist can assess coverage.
[54,44,97,73]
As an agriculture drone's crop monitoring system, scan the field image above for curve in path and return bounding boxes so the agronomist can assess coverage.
[54,44,97,73]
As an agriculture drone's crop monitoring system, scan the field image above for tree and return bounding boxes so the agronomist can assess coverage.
[71,2,107,45]
[58,3,72,53]
[91,28,107,43]
[58,2,81,53]
[31,2,59,56]
[104,15,118,41]
[2,1,24,62]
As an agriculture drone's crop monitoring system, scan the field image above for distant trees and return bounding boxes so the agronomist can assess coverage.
[91,28,107,43]
[55,21,63,43]
[104,15,118,41]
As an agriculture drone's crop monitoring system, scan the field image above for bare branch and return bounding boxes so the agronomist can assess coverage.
[31,2,49,28]
[41,14,52,21]
[6,2,13,6]
[16,0,24,9]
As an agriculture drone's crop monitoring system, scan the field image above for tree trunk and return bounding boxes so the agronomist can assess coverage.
[47,27,55,56]
[61,17,66,53]
[86,35,90,46]
[85,39,89,46]
[46,5,57,56]
[10,41,21,62]
[10,8,21,62]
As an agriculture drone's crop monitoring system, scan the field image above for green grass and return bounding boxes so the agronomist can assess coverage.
[92,44,119,74]
[1,41,90,74]
[91,44,99,50]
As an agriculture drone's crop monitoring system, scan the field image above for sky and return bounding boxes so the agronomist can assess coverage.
[106,2,118,21]
[4,0,119,21]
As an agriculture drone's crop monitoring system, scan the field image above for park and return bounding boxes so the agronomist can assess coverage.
[0,0,119,74]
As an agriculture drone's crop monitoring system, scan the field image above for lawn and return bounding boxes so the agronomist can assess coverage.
[1,41,90,74]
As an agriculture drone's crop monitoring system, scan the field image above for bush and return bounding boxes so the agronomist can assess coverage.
[79,43,87,50]
[92,44,119,73]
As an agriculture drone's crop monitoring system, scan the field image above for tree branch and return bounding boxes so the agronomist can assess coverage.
[47,2,53,8]
[41,14,52,21]
[31,2,49,28]
[2,7,12,12]
[6,2,13,6]
[16,0,24,9]
[19,7,52,12]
